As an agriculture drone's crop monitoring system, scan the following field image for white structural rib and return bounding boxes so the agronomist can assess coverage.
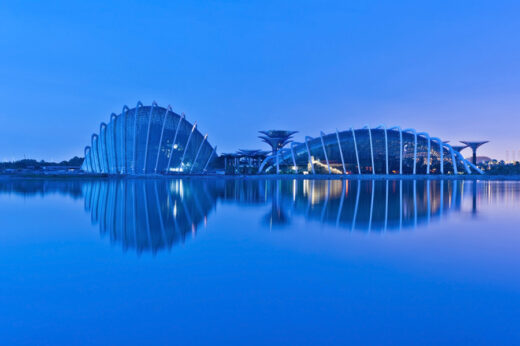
[110,113,118,173]
[445,143,458,174]
[376,125,389,174]
[84,147,92,173]
[143,102,157,174]
[132,102,143,174]
[88,147,94,173]
[155,106,171,173]
[258,156,274,173]
[466,160,484,174]
[190,134,208,173]
[98,125,106,173]
[167,113,185,172]
[91,134,100,172]
[100,123,109,173]
[180,122,197,168]
[431,137,444,174]
[456,151,471,174]
[203,146,216,173]
[404,128,417,174]
[290,143,297,168]
[389,127,403,174]
[350,128,361,175]
[90,134,101,173]
[305,136,315,174]
[84,147,92,172]
[364,126,375,175]
[105,122,113,172]
[320,131,331,174]
[335,129,346,174]
[120,105,129,173]
[418,132,431,174]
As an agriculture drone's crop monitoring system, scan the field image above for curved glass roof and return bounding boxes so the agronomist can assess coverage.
[260,126,482,175]
[82,102,217,174]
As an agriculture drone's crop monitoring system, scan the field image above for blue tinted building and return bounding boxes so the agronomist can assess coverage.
[82,102,217,174]
[259,126,483,175]
[82,104,482,175]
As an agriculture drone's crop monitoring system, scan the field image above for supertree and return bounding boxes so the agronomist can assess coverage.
[259,130,298,174]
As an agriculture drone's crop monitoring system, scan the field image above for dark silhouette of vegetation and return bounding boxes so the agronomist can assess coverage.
[0,156,83,170]
[479,161,520,175]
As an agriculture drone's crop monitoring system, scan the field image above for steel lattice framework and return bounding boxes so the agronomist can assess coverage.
[82,102,217,174]
[259,126,483,175]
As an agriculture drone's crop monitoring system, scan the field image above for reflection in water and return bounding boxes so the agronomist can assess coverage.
[2,178,519,254]
[282,180,461,231]
[0,179,84,199]
[83,180,218,254]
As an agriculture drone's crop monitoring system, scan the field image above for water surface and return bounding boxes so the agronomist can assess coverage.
[0,178,519,345]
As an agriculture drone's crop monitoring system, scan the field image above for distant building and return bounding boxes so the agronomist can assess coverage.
[469,156,492,164]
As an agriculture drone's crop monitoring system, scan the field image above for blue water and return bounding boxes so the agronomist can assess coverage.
[0,178,519,345]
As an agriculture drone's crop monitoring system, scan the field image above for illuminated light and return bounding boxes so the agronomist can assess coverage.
[173,144,178,149]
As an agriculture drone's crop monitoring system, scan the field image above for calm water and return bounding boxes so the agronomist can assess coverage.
[0,178,519,345]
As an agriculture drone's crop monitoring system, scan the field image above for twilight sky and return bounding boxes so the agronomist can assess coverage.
[0,0,519,161]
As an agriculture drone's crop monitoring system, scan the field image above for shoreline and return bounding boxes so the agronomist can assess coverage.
[1,173,520,181]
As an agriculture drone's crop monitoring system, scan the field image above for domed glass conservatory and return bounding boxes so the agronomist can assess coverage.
[259,126,482,175]
[81,102,217,174]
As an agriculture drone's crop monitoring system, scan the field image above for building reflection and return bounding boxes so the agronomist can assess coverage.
[81,179,472,253]
[83,179,219,254]
[2,178,516,254]
[268,180,463,231]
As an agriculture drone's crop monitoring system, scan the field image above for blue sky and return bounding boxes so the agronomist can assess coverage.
[0,0,519,161]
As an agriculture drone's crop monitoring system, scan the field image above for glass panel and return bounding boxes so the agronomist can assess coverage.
[291,143,311,173]
[387,130,401,174]
[402,132,415,174]
[124,108,138,173]
[106,121,116,173]
[307,138,328,174]
[416,136,430,174]
[180,130,204,172]
[354,129,373,174]
[144,107,166,173]
[134,106,151,174]
[98,129,107,173]
[156,112,182,173]
[371,129,387,174]
[337,130,359,174]
[322,134,344,174]
[429,141,443,174]
[191,141,213,173]
[168,121,193,172]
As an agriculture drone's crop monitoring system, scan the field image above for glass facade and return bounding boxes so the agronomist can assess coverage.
[261,127,481,175]
[81,102,217,174]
